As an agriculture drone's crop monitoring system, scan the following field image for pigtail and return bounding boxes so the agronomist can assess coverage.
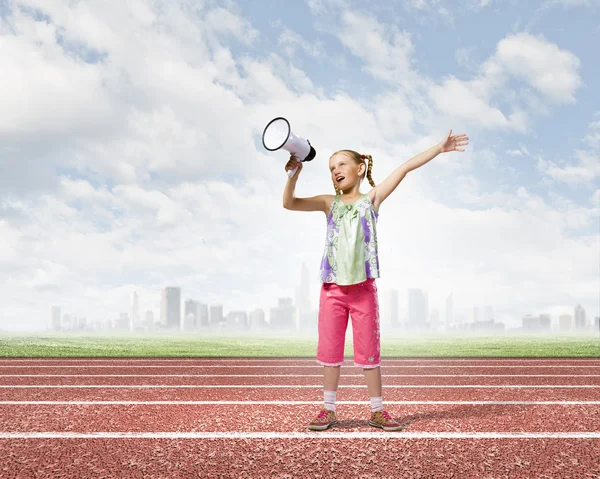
[362,154,376,188]
[334,182,341,196]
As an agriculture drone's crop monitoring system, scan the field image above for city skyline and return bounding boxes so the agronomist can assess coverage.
[41,262,600,336]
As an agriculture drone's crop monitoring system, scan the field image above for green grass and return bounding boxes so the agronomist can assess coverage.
[0,334,598,357]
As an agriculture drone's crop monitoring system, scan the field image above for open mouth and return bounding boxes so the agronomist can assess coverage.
[336,177,345,183]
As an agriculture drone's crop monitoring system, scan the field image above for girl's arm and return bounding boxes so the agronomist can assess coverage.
[282,156,330,213]
[374,130,469,207]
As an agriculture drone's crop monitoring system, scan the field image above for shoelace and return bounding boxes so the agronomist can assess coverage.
[317,409,331,420]
[376,410,393,422]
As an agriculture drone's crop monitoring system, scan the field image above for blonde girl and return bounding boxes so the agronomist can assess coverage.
[283,130,469,431]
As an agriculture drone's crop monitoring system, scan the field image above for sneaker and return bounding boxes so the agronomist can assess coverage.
[369,410,403,431]
[307,408,337,431]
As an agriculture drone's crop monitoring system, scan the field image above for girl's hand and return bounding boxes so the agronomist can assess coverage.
[284,156,303,175]
[439,129,469,153]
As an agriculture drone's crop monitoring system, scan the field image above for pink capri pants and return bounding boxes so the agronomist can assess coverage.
[316,278,381,368]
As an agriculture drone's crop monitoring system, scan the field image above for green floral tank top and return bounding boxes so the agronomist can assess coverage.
[319,193,380,285]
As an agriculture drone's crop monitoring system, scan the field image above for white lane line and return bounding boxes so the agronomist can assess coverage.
[0,368,600,369]
[1,400,599,405]
[0,356,600,364]
[1,385,599,388]
[2,374,600,377]
[0,432,599,439]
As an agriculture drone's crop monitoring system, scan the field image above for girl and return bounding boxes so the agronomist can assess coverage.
[282,130,469,431]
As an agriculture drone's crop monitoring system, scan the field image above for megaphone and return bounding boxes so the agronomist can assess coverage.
[262,117,316,178]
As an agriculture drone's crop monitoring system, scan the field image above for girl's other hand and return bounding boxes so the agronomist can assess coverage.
[439,129,469,153]
[285,156,303,174]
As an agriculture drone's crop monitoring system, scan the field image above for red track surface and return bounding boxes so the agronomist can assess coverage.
[0,358,599,478]
[0,404,599,433]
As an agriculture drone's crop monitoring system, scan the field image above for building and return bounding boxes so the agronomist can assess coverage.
[184,299,197,331]
[270,298,295,330]
[521,314,550,332]
[209,305,224,326]
[49,306,61,331]
[249,309,266,329]
[144,310,155,328]
[574,304,586,330]
[161,287,181,330]
[453,312,467,329]
[408,289,428,330]
[539,314,551,331]
[77,317,87,330]
[473,306,480,323]
[522,314,539,331]
[445,293,454,330]
[294,262,311,331]
[384,289,399,328]
[559,314,572,332]
[129,291,140,332]
[227,311,249,330]
[197,303,209,328]
[471,319,495,332]
[115,313,129,330]
[429,308,440,332]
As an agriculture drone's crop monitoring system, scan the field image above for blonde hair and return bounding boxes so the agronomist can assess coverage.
[331,149,376,196]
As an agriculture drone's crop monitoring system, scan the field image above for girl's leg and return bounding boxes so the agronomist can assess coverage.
[316,282,347,416]
[362,366,382,398]
[324,365,342,391]
[323,365,341,412]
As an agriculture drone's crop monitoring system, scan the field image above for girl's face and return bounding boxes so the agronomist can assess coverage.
[329,153,364,189]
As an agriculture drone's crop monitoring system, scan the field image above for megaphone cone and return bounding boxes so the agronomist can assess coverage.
[262,117,316,178]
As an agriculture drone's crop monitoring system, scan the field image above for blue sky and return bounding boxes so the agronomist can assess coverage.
[0,0,598,331]
[239,0,599,203]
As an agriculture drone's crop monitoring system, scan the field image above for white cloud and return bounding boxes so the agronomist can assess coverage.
[455,46,477,71]
[591,189,600,207]
[429,76,518,130]
[535,117,600,187]
[493,32,582,104]
[427,32,581,132]
[0,12,115,136]
[541,0,600,8]
[537,150,600,187]
[583,120,600,148]
[373,92,415,140]
[305,0,350,15]
[375,184,598,325]
[403,0,455,23]
[0,1,267,195]
[335,10,416,84]
[204,7,259,45]
[277,27,325,59]
[0,0,597,331]
[305,6,579,135]
[403,0,510,20]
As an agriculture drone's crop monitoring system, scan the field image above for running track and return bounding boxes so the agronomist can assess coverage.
[1,358,599,478]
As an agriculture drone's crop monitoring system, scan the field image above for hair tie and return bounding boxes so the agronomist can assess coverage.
[361,154,366,159]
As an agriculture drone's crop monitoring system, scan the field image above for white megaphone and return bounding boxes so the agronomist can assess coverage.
[262,117,316,178]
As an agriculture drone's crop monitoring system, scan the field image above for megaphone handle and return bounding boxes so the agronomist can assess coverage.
[287,166,299,178]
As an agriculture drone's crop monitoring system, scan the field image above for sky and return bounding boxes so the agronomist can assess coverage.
[0,0,598,332]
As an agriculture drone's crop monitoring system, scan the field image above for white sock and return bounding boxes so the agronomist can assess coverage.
[370,396,383,412]
[324,390,336,412]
